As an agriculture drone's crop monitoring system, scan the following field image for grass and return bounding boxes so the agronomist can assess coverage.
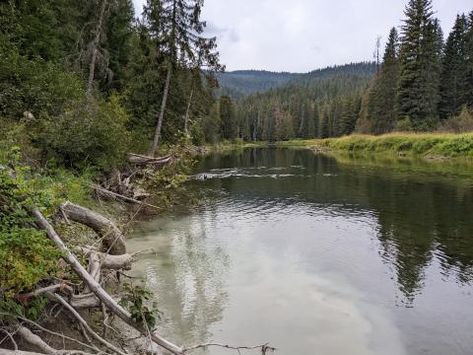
[279,133,473,159]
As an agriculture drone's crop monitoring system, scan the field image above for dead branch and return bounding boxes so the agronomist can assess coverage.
[50,293,127,355]
[91,184,160,210]
[20,284,73,299]
[60,201,126,255]
[127,154,172,166]
[0,312,97,353]
[0,328,18,351]
[77,247,133,270]
[183,342,276,354]
[32,209,184,355]
[16,326,57,354]
[70,293,101,309]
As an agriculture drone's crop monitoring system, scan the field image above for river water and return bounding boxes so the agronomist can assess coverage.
[128,148,473,355]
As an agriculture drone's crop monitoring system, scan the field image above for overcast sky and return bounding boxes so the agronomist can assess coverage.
[132,0,472,73]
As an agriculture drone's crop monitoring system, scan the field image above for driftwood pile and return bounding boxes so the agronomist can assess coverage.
[1,154,275,355]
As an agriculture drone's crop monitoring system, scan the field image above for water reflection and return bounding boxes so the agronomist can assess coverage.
[128,216,230,346]
[130,148,473,355]
[193,148,473,302]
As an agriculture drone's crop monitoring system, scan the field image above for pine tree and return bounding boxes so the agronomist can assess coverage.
[367,27,400,134]
[465,12,473,108]
[439,14,469,119]
[145,0,223,155]
[398,0,442,130]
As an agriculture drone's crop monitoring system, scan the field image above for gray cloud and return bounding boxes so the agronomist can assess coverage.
[133,0,472,72]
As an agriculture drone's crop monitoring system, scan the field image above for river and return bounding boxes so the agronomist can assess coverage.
[128,148,473,355]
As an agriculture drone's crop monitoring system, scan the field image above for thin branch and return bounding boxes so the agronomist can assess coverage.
[0,312,97,352]
[0,327,18,351]
[183,343,276,354]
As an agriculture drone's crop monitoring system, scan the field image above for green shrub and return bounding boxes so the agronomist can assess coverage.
[0,148,60,297]
[0,39,84,120]
[38,95,131,170]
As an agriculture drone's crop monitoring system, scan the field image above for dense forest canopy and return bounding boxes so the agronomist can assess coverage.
[214,0,473,141]
[1,0,473,165]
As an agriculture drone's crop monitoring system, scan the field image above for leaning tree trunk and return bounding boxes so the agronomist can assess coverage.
[149,63,173,156]
[86,0,108,96]
[184,85,194,135]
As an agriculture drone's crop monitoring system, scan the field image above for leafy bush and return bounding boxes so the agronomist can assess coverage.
[38,95,131,170]
[0,38,84,120]
[0,148,60,297]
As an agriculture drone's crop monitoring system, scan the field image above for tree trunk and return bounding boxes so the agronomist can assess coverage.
[184,85,194,135]
[61,201,126,255]
[149,63,173,156]
[86,0,108,96]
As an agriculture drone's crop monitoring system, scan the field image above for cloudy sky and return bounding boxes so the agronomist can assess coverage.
[132,0,472,73]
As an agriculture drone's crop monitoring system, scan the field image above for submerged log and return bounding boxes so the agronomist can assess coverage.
[61,201,126,255]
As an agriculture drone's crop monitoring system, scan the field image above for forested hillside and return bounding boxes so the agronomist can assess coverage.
[214,0,473,141]
[215,70,301,98]
[0,0,225,170]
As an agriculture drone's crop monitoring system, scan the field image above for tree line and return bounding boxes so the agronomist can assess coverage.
[0,0,223,170]
[217,0,473,141]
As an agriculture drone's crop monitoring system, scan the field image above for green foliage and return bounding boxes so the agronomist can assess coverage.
[397,0,442,130]
[318,133,473,158]
[363,28,400,134]
[0,149,60,297]
[38,95,131,170]
[0,40,84,120]
[119,283,160,330]
[231,63,376,141]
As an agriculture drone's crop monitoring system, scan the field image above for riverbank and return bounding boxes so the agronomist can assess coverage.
[274,133,473,160]
[0,144,200,354]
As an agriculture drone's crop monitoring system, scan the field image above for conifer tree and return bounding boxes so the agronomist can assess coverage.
[398,0,442,130]
[465,12,473,108]
[439,14,469,118]
[145,0,223,155]
[367,27,400,133]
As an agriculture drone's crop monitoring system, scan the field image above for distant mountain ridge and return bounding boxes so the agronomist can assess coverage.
[215,70,302,98]
[216,62,377,99]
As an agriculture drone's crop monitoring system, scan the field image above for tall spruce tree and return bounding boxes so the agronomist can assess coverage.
[367,27,400,134]
[465,12,473,108]
[145,0,223,155]
[439,14,469,119]
[398,0,442,130]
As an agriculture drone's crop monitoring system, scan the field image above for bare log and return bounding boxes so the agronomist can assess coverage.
[71,293,101,309]
[17,326,58,354]
[77,247,133,270]
[127,154,172,166]
[33,209,184,355]
[61,201,126,255]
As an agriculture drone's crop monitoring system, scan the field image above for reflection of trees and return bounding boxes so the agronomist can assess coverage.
[197,148,473,303]
[142,217,230,347]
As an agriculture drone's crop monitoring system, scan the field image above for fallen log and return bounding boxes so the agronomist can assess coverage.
[127,153,172,166]
[91,185,160,211]
[61,201,126,255]
[76,247,133,270]
[33,209,185,355]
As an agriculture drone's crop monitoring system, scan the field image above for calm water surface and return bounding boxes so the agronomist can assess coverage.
[129,149,473,355]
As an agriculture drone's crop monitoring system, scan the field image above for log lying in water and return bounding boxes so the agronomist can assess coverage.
[61,201,126,255]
